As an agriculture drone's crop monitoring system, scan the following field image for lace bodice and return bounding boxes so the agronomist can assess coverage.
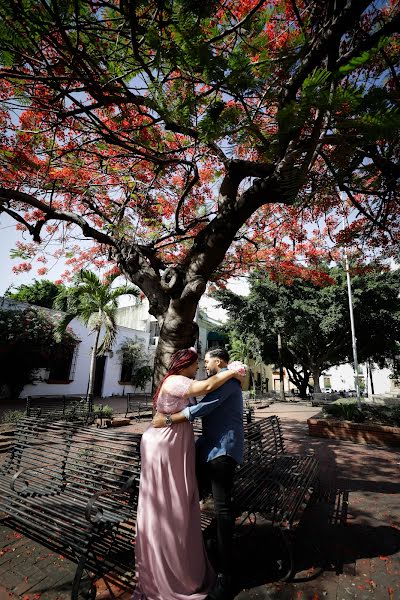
[157,375,193,414]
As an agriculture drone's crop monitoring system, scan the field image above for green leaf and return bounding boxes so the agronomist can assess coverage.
[338,37,391,75]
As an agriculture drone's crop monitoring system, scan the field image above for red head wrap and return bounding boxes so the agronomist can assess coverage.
[153,348,198,408]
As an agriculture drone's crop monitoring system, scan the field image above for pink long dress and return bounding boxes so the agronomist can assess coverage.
[132,375,215,600]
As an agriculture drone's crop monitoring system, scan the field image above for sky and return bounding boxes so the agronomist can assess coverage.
[0,213,75,295]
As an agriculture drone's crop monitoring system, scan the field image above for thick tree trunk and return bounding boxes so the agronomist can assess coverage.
[153,300,200,388]
[285,364,310,399]
[298,378,309,398]
[120,171,282,387]
[312,367,322,393]
[288,373,309,398]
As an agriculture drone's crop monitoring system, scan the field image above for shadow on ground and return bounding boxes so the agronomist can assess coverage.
[231,490,400,598]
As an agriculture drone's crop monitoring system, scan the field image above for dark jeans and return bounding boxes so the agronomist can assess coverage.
[196,454,237,575]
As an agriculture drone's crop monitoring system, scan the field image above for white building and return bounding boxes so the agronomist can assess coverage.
[319,363,400,397]
[0,297,151,399]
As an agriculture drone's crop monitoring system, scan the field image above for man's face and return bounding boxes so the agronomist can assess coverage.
[204,353,220,377]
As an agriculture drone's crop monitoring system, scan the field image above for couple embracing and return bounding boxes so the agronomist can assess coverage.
[132,347,246,600]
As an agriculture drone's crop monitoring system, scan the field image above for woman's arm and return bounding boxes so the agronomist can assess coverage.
[153,377,245,428]
[185,369,242,397]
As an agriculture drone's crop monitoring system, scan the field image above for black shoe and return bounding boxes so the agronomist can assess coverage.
[206,573,234,600]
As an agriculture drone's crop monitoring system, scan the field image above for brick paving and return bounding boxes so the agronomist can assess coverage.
[0,402,399,599]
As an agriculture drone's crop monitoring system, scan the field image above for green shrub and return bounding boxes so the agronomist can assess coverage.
[93,405,113,418]
[367,405,400,426]
[323,402,400,426]
[323,401,365,422]
[1,409,25,424]
[389,407,400,426]
[0,307,78,398]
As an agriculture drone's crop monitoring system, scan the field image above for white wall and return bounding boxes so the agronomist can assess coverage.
[20,319,151,398]
[116,298,155,331]
[101,326,151,397]
[22,318,93,398]
[320,363,395,395]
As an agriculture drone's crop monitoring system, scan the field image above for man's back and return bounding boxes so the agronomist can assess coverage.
[197,378,244,464]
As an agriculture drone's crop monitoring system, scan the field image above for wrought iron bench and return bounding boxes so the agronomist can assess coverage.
[200,415,320,581]
[125,393,153,420]
[242,391,274,409]
[26,395,94,422]
[0,415,318,596]
[0,418,141,599]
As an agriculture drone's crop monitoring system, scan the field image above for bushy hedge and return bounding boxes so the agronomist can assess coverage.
[1,409,25,424]
[0,307,77,399]
[323,401,400,426]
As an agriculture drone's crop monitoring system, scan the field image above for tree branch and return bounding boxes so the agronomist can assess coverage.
[290,0,306,35]
[175,165,200,234]
[0,206,37,238]
[336,12,400,70]
[0,188,118,247]
[282,0,371,106]
[207,0,267,44]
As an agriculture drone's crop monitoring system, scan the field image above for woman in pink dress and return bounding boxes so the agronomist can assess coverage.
[132,348,243,600]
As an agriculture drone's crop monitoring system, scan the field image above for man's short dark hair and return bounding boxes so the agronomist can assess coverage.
[206,347,230,363]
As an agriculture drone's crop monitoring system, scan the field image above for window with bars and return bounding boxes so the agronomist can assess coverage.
[120,355,133,384]
[47,346,75,383]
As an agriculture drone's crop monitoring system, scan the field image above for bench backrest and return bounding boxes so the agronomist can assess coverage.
[6,418,141,501]
[7,415,283,504]
[193,408,254,435]
[311,392,340,402]
[26,395,93,419]
[233,415,285,507]
[242,415,285,462]
[126,393,151,410]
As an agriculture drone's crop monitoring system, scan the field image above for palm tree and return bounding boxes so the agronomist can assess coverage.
[54,270,139,397]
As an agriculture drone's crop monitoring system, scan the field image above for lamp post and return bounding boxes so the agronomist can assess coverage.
[344,246,362,408]
[276,319,286,402]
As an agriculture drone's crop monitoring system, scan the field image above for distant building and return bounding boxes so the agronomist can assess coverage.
[319,363,400,397]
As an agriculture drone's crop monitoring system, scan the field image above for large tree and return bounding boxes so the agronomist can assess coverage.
[216,268,400,395]
[0,1,398,382]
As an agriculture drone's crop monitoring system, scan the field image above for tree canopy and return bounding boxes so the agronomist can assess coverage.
[216,267,400,395]
[0,0,398,378]
[5,279,66,309]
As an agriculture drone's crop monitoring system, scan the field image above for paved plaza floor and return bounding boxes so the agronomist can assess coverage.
[0,402,399,599]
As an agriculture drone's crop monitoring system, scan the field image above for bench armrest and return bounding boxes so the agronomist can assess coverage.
[85,474,139,524]
[11,467,62,497]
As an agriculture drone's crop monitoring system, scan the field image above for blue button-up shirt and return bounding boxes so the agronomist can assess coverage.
[182,371,244,464]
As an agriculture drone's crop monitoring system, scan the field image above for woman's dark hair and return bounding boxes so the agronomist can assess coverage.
[206,347,229,363]
[152,348,198,408]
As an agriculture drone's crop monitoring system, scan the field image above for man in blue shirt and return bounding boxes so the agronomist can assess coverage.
[153,347,243,600]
